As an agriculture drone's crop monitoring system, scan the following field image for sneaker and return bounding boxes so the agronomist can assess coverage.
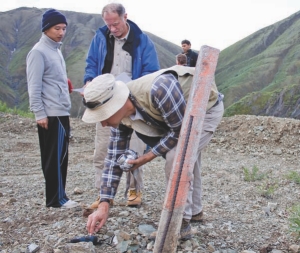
[179,219,192,240]
[69,128,73,139]
[61,200,78,209]
[127,190,142,206]
[191,211,204,222]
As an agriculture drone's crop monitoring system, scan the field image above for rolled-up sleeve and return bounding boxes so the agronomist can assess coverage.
[100,125,133,199]
[151,73,186,156]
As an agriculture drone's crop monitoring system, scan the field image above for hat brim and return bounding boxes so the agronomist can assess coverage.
[82,81,129,123]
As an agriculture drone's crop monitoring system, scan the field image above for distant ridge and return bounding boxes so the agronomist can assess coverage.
[0,7,181,117]
[1,7,300,118]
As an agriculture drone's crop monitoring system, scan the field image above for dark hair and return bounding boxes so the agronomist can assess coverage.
[181,39,191,45]
[102,3,126,17]
[176,54,187,65]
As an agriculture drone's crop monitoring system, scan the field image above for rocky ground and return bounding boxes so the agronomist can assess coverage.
[1,113,300,253]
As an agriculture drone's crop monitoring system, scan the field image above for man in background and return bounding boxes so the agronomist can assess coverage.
[82,2,160,212]
[26,9,78,208]
[176,53,187,66]
[181,39,198,67]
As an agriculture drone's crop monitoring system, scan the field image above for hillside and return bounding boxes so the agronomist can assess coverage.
[216,10,300,118]
[0,7,182,117]
[1,113,300,252]
[1,7,300,119]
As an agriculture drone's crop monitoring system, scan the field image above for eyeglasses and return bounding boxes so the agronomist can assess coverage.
[82,96,112,109]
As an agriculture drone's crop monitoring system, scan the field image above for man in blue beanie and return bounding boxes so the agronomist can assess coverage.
[26,9,78,208]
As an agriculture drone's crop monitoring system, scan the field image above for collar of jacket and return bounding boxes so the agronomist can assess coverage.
[99,19,142,52]
[41,33,63,50]
[101,19,142,74]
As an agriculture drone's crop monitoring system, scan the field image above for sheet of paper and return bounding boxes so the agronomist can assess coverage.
[115,72,132,84]
[72,87,84,93]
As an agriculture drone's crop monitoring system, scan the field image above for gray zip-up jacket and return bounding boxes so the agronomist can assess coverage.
[26,33,71,120]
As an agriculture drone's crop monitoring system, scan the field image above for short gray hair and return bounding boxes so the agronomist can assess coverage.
[101,3,126,17]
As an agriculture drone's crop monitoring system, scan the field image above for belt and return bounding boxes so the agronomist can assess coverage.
[212,93,224,107]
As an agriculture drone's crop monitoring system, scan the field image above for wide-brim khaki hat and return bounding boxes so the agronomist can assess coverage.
[82,74,130,123]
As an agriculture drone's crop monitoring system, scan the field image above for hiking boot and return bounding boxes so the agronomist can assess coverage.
[83,197,113,217]
[179,219,192,240]
[127,190,142,206]
[148,220,192,241]
[191,211,204,222]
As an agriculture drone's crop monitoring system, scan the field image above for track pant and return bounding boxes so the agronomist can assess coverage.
[38,116,70,207]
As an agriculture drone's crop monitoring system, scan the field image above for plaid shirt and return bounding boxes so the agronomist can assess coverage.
[101,73,186,200]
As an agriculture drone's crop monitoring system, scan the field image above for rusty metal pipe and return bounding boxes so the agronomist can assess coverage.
[153,45,220,253]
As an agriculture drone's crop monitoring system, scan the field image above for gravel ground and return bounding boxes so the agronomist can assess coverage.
[1,113,300,253]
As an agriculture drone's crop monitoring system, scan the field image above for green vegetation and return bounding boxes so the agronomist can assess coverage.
[289,204,300,238]
[242,165,265,182]
[286,171,300,184]
[2,8,300,118]
[242,166,278,198]
[257,180,278,198]
[0,101,33,118]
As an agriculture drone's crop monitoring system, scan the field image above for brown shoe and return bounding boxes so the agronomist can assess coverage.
[191,211,204,222]
[127,190,142,206]
[82,197,113,218]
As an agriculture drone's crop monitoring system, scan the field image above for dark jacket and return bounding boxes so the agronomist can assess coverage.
[184,49,198,67]
[83,19,160,83]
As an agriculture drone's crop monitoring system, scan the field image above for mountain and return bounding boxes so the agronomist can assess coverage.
[1,7,300,119]
[0,7,182,117]
[216,10,300,118]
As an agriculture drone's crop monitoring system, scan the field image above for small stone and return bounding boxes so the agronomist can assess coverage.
[147,241,154,250]
[73,187,83,194]
[260,244,272,253]
[207,244,215,253]
[268,202,278,212]
[27,243,40,253]
[9,198,17,203]
[289,244,300,253]
[119,231,130,241]
[273,149,282,155]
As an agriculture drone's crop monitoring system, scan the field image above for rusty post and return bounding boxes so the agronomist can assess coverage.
[153,45,220,253]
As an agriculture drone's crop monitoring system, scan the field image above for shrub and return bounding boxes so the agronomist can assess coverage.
[286,171,300,184]
[243,166,265,182]
[0,101,34,118]
[289,204,300,238]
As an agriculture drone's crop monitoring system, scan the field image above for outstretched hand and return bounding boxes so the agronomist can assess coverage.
[86,202,110,235]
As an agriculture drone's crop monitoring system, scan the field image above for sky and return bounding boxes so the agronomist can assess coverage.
[1,0,300,51]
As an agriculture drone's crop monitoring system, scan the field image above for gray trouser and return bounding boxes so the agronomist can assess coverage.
[164,101,224,220]
[94,122,145,192]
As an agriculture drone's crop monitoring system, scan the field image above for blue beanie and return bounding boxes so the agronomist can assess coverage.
[41,9,67,32]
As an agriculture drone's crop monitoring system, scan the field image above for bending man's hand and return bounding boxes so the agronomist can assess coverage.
[36,117,48,130]
[128,150,157,171]
[86,202,109,235]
